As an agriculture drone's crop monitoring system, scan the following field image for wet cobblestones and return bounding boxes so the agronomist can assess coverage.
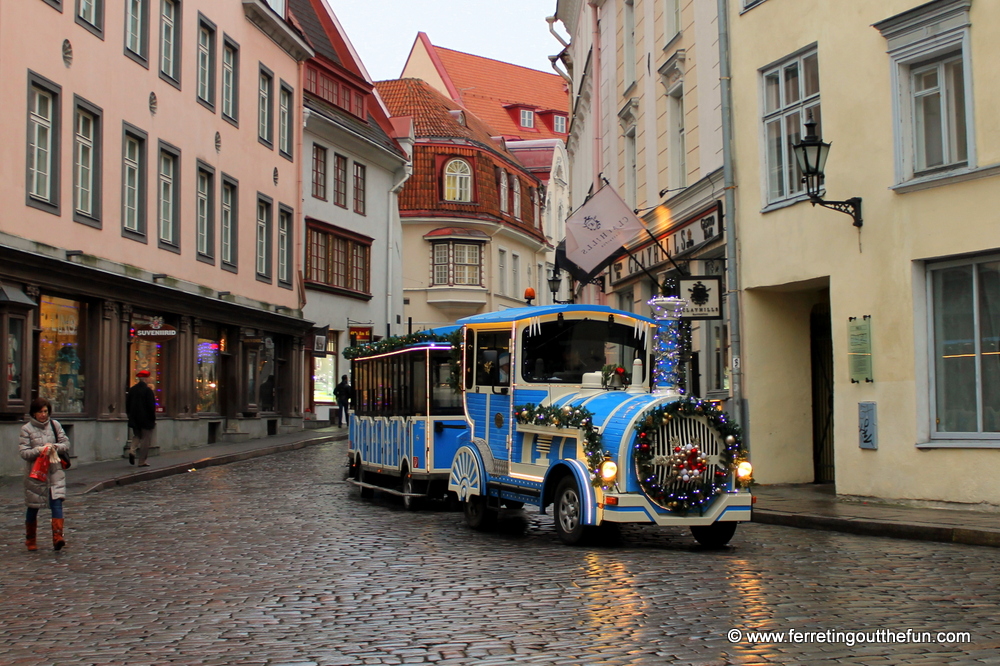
[1,442,998,665]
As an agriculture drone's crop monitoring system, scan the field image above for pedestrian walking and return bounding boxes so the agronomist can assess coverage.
[19,397,70,551]
[333,374,353,428]
[126,369,157,466]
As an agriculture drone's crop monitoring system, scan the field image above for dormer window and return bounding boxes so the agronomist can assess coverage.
[444,159,472,202]
[265,0,285,17]
[554,115,567,133]
[520,109,534,128]
[499,169,509,213]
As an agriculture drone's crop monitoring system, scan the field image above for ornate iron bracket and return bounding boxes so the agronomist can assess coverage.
[809,195,863,228]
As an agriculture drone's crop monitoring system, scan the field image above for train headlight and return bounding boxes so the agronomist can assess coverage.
[736,461,753,480]
[600,459,618,482]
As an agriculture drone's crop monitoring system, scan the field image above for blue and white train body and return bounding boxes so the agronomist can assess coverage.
[347,302,753,546]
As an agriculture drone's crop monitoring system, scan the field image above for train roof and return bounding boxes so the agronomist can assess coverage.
[457,304,655,326]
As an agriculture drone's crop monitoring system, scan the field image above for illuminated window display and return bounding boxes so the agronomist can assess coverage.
[130,313,165,413]
[38,296,86,413]
[313,337,337,404]
[196,328,221,413]
[7,318,24,401]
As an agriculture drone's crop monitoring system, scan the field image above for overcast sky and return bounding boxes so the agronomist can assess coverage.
[325,0,568,82]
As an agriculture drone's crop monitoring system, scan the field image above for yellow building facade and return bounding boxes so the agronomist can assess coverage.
[729,0,1000,505]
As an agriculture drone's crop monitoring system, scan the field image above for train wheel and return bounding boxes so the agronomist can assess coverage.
[464,494,496,531]
[690,522,737,548]
[358,464,374,499]
[402,472,421,512]
[554,478,587,545]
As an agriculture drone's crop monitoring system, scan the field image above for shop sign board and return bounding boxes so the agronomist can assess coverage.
[610,204,722,286]
[678,276,723,320]
[131,317,177,342]
[349,327,372,345]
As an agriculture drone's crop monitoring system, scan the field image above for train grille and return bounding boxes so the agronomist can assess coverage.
[637,414,728,512]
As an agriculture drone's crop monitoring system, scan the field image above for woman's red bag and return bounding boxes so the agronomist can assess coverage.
[29,452,50,482]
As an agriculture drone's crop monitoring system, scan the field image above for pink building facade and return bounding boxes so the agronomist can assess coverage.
[0,0,314,474]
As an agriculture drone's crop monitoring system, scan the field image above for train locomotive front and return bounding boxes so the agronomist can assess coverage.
[447,302,753,546]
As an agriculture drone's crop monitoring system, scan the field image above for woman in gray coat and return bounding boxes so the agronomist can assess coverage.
[19,397,70,551]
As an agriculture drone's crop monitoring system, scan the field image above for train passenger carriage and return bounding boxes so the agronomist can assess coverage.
[346,328,465,510]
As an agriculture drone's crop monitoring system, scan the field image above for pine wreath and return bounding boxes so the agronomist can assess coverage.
[633,397,746,514]
[514,403,609,489]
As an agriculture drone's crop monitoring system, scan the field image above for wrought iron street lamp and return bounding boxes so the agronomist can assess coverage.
[792,115,863,228]
[548,269,573,304]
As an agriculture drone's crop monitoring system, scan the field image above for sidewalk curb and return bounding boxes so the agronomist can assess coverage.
[753,509,1000,548]
[82,433,346,494]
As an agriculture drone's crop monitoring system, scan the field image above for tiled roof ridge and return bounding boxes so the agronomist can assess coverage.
[432,44,561,78]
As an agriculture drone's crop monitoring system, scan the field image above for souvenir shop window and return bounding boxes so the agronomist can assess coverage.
[312,337,337,405]
[129,313,166,413]
[196,326,221,413]
[38,296,87,414]
[5,315,27,405]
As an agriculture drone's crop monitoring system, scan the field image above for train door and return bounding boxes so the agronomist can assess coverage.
[470,329,512,462]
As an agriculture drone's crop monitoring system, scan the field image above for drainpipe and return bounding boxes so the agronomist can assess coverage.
[387,158,412,339]
[717,0,745,436]
[589,0,603,193]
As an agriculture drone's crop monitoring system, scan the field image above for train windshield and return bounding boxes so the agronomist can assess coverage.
[520,318,648,384]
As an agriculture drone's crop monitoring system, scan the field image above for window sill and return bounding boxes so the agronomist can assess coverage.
[917,439,1000,449]
[304,281,372,300]
[740,0,771,14]
[891,163,1000,194]
[760,192,813,214]
[663,32,681,53]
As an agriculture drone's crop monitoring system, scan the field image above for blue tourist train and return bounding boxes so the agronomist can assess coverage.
[346,297,753,546]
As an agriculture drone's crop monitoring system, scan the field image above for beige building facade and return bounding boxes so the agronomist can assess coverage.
[729,0,1000,506]
[556,0,734,402]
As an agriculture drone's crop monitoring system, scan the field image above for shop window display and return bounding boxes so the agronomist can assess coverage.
[38,297,86,413]
[313,338,337,405]
[196,334,221,413]
[259,336,277,412]
[7,318,24,401]
[130,314,165,413]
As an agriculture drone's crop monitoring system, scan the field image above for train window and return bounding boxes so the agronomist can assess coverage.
[464,328,475,390]
[475,331,511,387]
[521,319,647,384]
[430,351,463,415]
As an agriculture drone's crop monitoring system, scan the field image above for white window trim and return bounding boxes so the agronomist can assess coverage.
[222,43,237,119]
[74,109,95,216]
[197,24,212,103]
[444,158,472,202]
[876,2,974,186]
[158,151,175,244]
[221,181,234,264]
[520,108,534,128]
[126,0,145,56]
[918,251,1000,447]
[123,135,141,232]
[196,170,210,255]
[29,87,54,203]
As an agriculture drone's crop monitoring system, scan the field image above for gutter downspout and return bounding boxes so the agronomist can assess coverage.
[717,0,745,437]
[388,154,413,339]
[589,0,603,193]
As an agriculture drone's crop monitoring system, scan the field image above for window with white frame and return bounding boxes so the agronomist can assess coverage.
[222,40,238,122]
[553,115,567,134]
[875,1,973,184]
[159,0,179,83]
[157,146,179,246]
[512,177,521,220]
[196,166,213,258]
[122,131,144,233]
[221,177,237,267]
[125,0,148,62]
[77,0,103,34]
[256,196,272,279]
[499,169,509,214]
[624,0,636,89]
[444,158,472,202]
[668,84,686,191]
[762,48,820,204]
[28,81,58,208]
[74,104,99,221]
[258,67,273,145]
[278,207,292,285]
[279,84,293,157]
[512,253,520,296]
[197,19,215,107]
[498,249,507,295]
[520,109,534,128]
[432,242,481,286]
[665,0,680,43]
[928,254,1000,436]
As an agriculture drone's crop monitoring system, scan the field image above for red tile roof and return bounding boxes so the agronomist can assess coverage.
[429,42,569,141]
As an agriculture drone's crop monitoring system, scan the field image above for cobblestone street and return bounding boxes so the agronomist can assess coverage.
[2,442,998,665]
